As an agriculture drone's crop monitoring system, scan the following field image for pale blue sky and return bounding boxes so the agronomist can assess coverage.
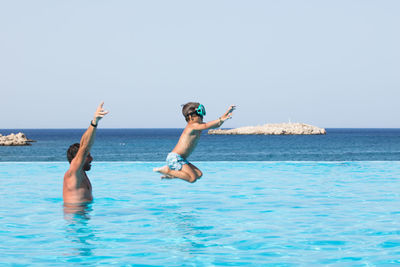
[1,1,399,128]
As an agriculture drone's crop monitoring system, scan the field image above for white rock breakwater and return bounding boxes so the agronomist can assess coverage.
[0,133,35,146]
[208,123,326,135]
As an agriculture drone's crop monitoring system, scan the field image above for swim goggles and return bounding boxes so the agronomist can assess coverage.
[196,104,206,117]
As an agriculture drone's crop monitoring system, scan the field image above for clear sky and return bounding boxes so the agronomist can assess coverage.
[1,1,399,128]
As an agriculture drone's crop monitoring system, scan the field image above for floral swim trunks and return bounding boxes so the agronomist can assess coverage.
[166,152,189,171]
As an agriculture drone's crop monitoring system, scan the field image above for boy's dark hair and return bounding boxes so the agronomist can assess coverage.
[67,143,80,163]
[182,102,201,122]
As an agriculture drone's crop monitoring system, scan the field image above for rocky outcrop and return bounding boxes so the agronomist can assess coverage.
[0,133,35,146]
[208,123,326,135]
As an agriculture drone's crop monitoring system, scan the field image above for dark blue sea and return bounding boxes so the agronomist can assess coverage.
[1,128,400,162]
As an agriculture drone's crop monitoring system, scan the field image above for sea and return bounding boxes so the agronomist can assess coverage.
[1,128,400,162]
[1,128,400,266]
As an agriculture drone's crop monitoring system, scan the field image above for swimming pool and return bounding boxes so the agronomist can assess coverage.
[1,161,400,265]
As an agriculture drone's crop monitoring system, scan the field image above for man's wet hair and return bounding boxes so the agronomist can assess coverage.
[67,143,80,163]
[182,102,201,122]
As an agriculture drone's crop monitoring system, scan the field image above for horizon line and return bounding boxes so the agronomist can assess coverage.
[1,127,400,130]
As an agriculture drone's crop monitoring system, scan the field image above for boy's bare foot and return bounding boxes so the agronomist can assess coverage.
[153,166,174,179]
[153,166,168,173]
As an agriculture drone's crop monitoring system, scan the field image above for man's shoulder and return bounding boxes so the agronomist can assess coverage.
[63,169,73,181]
[64,168,80,182]
[63,169,80,189]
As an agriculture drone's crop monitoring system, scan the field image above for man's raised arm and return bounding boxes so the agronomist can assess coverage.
[69,102,109,174]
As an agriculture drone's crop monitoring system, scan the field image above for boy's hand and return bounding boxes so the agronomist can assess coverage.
[92,102,109,125]
[220,105,236,121]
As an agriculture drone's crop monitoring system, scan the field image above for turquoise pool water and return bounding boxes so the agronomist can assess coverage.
[1,162,400,266]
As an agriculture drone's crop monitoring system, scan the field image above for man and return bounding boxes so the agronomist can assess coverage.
[63,102,109,204]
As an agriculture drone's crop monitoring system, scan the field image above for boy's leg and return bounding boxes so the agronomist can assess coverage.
[167,164,198,183]
[154,164,198,183]
[188,163,202,179]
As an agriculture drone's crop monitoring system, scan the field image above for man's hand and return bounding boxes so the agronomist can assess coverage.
[92,102,109,125]
[220,105,236,122]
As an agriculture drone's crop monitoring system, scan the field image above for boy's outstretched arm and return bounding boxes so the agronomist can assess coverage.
[192,105,236,130]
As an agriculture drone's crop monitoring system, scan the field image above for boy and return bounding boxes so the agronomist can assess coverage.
[154,102,236,183]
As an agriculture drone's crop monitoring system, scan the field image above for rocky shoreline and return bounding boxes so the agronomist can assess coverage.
[0,133,36,146]
[208,123,326,135]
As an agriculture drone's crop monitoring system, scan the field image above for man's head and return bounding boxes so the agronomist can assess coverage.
[182,102,206,122]
[67,143,93,171]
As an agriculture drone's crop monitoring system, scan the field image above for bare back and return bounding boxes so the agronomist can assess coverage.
[172,124,201,159]
[63,171,93,204]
